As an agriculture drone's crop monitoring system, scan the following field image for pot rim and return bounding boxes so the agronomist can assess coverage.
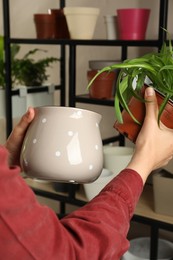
[63,7,100,15]
[154,88,173,104]
[34,106,102,121]
[117,8,150,12]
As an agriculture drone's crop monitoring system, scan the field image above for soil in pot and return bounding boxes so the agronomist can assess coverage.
[87,70,117,99]
[114,88,173,143]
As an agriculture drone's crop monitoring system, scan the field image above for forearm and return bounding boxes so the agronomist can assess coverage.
[62,169,143,259]
[0,147,143,259]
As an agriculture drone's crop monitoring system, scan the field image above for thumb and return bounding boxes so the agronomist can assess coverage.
[16,107,35,134]
[144,87,158,120]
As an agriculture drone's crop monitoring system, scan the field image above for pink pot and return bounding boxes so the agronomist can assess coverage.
[117,8,150,40]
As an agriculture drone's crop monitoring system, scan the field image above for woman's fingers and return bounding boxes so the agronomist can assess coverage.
[5,107,35,165]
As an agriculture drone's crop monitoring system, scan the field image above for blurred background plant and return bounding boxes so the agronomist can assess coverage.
[0,35,59,88]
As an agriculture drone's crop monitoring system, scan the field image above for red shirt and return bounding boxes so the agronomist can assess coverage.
[0,146,143,260]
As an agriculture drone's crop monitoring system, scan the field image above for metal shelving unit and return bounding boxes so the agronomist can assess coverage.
[2,0,67,137]
[2,0,169,139]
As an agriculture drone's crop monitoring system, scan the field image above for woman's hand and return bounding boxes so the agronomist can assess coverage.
[127,87,173,184]
[4,107,35,166]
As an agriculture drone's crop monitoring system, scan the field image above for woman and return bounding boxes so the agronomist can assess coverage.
[1,87,173,259]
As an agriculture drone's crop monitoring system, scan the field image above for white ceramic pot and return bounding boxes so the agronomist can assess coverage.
[122,237,173,260]
[0,88,27,143]
[84,168,114,200]
[20,106,103,183]
[26,85,55,108]
[63,7,100,39]
[103,146,133,177]
[0,87,27,118]
[104,15,117,40]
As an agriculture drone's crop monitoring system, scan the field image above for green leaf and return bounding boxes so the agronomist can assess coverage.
[0,35,4,61]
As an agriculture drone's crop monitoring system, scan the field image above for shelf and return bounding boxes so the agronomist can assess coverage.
[134,185,173,227]
[25,178,173,259]
[25,178,173,227]
[9,38,161,47]
[75,94,114,106]
[11,85,61,96]
[24,177,86,207]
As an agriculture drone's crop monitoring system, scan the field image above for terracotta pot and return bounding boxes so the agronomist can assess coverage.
[48,9,70,39]
[114,89,173,143]
[89,60,120,70]
[34,14,56,39]
[87,70,117,99]
[117,8,150,40]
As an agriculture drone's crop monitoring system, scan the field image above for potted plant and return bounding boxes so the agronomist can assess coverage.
[11,45,59,87]
[1,36,59,108]
[0,36,18,88]
[0,35,59,123]
[12,45,59,107]
[0,37,28,143]
[0,35,59,88]
[87,35,173,142]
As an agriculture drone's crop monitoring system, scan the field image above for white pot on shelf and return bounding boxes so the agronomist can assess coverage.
[0,87,27,143]
[104,15,118,40]
[64,7,100,39]
[122,237,173,260]
[26,84,55,108]
[0,87,27,118]
[83,168,114,200]
[103,146,133,177]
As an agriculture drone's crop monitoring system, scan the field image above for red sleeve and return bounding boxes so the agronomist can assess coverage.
[0,146,143,260]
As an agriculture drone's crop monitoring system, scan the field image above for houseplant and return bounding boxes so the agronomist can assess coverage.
[11,44,59,108]
[0,36,59,119]
[12,45,59,87]
[87,36,173,142]
[0,36,21,88]
[0,36,59,88]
